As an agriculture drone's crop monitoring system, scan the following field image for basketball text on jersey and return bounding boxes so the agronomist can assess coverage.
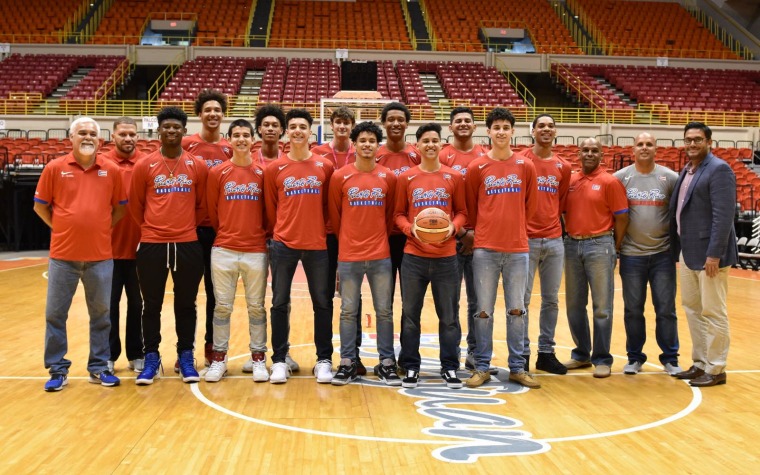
[484,174,522,195]
[154,174,192,194]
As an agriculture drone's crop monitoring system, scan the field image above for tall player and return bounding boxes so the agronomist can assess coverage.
[182,89,233,368]
[521,114,571,375]
[328,121,398,385]
[205,119,269,383]
[464,108,539,389]
[252,103,286,165]
[264,109,335,384]
[394,123,467,389]
[129,106,208,385]
[102,117,145,374]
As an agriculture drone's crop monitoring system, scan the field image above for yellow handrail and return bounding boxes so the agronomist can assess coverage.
[687,6,753,60]
[244,0,258,47]
[147,51,186,102]
[550,62,610,114]
[399,0,417,50]
[494,58,536,108]
[266,0,276,47]
[418,0,437,50]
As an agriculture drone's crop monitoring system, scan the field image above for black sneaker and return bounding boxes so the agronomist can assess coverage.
[374,363,402,386]
[331,361,358,386]
[402,369,419,388]
[536,352,568,375]
[356,357,367,376]
[440,369,463,389]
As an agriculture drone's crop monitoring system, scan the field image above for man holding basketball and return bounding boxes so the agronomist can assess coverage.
[394,123,467,389]
[464,108,539,389]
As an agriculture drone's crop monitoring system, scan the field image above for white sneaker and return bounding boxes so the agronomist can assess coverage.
[286,353,300,372]
[623,361,643,375]
[205,358,228,382]
[313,360,333,383]
[270,362,290,384]
[663,362,683,376]
[107,360,115,373]
[242,358,254,373]
[252,359,269,382]
[129,359,145,373]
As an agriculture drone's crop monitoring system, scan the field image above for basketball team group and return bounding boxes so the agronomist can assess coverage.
[34,89,737,393]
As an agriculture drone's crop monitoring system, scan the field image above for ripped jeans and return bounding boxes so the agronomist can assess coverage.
[472,249,529,373]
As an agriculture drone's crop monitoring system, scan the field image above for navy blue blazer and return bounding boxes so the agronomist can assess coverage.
[669,152,738,270]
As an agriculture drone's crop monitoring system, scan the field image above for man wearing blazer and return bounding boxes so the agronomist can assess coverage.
[670,122,737,387]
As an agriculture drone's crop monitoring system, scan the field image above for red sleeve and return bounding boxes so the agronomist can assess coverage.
[465,162,480,229]
[34,163,55,205]
[327,173,343,237]
[263,163,278,236]
[128,161,146,226]
[393,174,413,236]
[410,145,421,165]
[206,167,220,230]
[524,160,538,223]
[322,160,334,225]
[451,173,467,233]
[608,177,629,214]
[385,173,397,235]
[558,160,571,214]
[195,159,209,226]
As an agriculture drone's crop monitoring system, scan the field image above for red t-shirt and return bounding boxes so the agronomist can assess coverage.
[327,163,396,262]
[520,149,571,239]
[182,133,233,227]
[34,153,126,261]
[263,154,334,250]
[311,142,357,169]
[439,143,488,176]
[564,166,629,236]
[102,149,145,259]
[207,160,267,253]
[376,143,420,177]
[129,149,208,243]
[394,165,467,258]
[465,154,538,253]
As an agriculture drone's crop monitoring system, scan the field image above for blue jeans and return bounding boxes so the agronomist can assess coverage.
[523,237,564,355]
[472,249,529,373]
[619,251,679,365]
[45,258,113,375]
[269,240,333,363]
[398,254,461,371]
[564,235,616,366]
[338,258,394,361]
[456,247,478,354]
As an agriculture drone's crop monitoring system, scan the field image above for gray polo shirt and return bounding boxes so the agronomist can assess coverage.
[614,164,679,256]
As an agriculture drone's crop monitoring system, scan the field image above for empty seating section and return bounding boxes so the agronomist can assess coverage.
[376,61,403,102]
[431,62,527,109]
[93,0,251,46]
[552,63,633,111]
[258,58,288,103]
[268,0,412,50]
[569,0,737,59]
[160,57,247,102]
[395,62,435,120]
[62,56,130,101]
[0,55,78,103]
[281,59,341,103]
[422,0,580,53]
[0,0,82,43]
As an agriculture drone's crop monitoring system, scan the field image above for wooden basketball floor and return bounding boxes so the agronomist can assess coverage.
[1,256,759,474]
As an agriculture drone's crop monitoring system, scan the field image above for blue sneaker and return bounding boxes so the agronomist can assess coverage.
[136,352,162,385]
[178,349,200,383]
[44,374,68,392]
[89,370,120,387]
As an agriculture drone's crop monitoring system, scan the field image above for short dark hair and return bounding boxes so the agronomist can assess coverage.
[254,104,286,138]
[350,121,383,143]
[415,122,442,141]
[531,113,555,129]
[684,121,712,140]
[331,106,355,124]
[449,106,474,123]
[112,116,137,129]
[194,89,227,115]
[157,106,188,127]
[285,108,313,127]
[486,107,515,129]
[228,119,254,136]
[381,102,411,123]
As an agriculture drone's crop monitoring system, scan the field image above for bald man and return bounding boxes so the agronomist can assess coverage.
[614,133,681,376]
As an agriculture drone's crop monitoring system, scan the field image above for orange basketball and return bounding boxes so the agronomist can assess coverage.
[414,207,451,244]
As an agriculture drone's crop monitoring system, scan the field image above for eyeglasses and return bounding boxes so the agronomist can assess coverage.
[683,138,706,145]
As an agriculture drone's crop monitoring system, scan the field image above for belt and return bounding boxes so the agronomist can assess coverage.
[568,232,613,241]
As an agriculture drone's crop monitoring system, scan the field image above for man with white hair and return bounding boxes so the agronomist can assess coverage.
[33,117,127,392]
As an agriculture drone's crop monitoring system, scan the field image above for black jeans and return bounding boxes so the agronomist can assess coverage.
[197,226,216,346]
[136,241,204,354]
[109,259,143,361]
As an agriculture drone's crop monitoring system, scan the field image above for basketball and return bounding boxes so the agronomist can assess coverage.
[414,207,451,244]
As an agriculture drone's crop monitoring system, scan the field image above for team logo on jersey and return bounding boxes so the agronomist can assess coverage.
[627,187,667,206]
[451,164,466,175]
[154,174,192,194]
[222,147,231,155]
[592,184,601,191]
[409,152,417,159]
[60,171,74,178]
[224,181,262,201]
[412,187,450,207]
[98,170,108,177]
[316,160,324,168]
[205,159,224,168]
[516,159,524,164]
[255,169,263,176]
[283,175,323,196]
[537,175,560,193]
[393,166,410,177]
[347,187,386,206]
[556,162,564,169]
[378,172,387,178]
[484,174,522,195]
[186,160,195,166]
[443,173,452,180]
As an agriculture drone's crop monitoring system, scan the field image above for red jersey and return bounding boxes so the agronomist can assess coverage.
[465,154,538,253]
[439,143,488,176]
[565,166,628,236]
[521,149,571,239]
[394,165,467,258]
[328,163,396,262]
[129,149,208,243]
[102,149,145,259]
[311,141,357,169]
[207,160,267,253]
[376,143,420,177]
[263,153,334,250]
[34,153,126,261]
[182,133,233,227]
